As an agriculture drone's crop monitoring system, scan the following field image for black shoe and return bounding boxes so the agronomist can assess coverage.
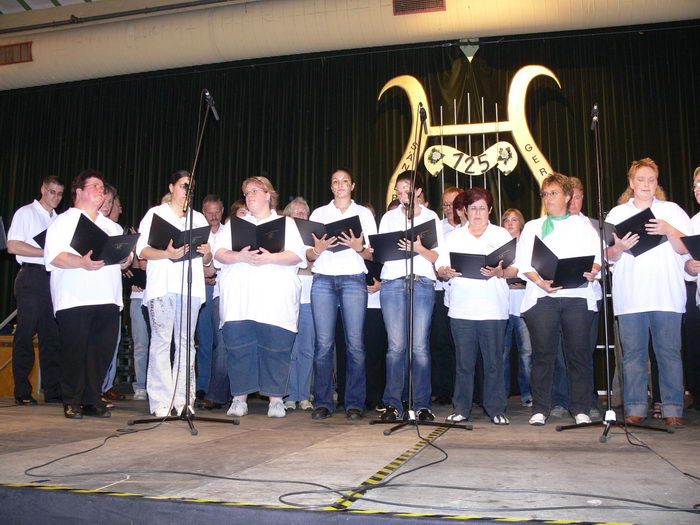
[311,407,332,420]
[81,404,111,418]
[15,396,38,406]
[380,405,400,422]
[417,408,435,421]
[202,400,223,410]
[195,390,206,401]
[433,396,451,406]
[63,404,83,419]
[346,408,364,421]
[194,398,207,409]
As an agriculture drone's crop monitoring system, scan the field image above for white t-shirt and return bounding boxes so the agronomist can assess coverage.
[436,222,512,321]
[514,214,601,313]
[7,199,57,265]
[308,200,377,276]
[690,212,700,306]
[299,273,313,305]
[208,225,226,301]
[377,205,443,281]
[136,203,209,303]
[214,211,307,333]
[606,198,690,315]
[436,218,461,292]
[44,208,124,313]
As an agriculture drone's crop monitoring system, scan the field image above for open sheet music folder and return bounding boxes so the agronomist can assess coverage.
[532,236,594,289]
[448,238,517,280]
[294,216,362,253]
[368,220,438,263]
[70,214,138,265]
[147,213,211,263]
[230,216,286,253]
[613,207,667,257]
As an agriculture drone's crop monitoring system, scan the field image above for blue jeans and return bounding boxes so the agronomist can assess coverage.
[130,297,150,392]
[205,296,229,404]
[452,318,507,418]
[618,311,684,418]
[288,303,315,402]
[380,277,435,415]
[311,273,367,412]
[195,283,215,393]
[502,315,532,401]
[222,320,295,397]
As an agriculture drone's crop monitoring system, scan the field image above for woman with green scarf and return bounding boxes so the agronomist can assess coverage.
[512,173,601,427]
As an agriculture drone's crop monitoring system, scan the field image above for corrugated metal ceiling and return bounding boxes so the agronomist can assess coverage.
[0,0,102,15]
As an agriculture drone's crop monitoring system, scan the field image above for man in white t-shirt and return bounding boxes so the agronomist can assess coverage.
[7,175,65,405]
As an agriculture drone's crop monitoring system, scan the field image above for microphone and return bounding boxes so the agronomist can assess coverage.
[419,102,428,134]
[204,89,220,121]
[590,103,599,131]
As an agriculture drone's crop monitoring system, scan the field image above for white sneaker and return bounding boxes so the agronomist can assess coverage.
[133,389,147,401]
[574,413,592,425]
[268,400,286,418]
[284,400,297,410]
[446,413,468,422]
[299,400,313,411]
[529,413,546,426]
[153,406,170,418]
[227,398,248,417]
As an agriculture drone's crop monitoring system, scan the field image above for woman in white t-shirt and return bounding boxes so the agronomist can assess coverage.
[214,177,306,419]
[683,165,700,412]
[136,170,212,418]
[513,173,601,426]
[606,158,690,427]
[436,187,517,425]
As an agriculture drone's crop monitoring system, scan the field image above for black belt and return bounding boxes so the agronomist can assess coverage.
[21,263,48,270]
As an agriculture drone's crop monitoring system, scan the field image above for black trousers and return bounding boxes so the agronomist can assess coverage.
[683,281,700,398]
[364,308,387,408]
[12,264,62,399]
[55,304,120,406]
[522,296,594,416]
[429,290,455,399]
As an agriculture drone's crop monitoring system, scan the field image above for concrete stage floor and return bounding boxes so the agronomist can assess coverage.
[1,396,698,525]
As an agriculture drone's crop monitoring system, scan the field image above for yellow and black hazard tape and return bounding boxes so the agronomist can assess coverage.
[0,482,632,524]
[329,426,449,510]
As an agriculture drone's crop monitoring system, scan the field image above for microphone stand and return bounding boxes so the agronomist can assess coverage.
[129,90,238,434]
[555,103,671,440]
[371,103,471,435]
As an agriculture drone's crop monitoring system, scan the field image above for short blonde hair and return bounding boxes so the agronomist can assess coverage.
[242,176,278,209]
[617,158,666,204]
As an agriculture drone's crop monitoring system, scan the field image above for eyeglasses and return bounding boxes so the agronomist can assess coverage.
[47,189,63,197]
[693,182,700,190]
[82,183,105,192]
[467,206,488,212]
[540,190,561,198]
[442,203,454,208]
[243,188,266,198]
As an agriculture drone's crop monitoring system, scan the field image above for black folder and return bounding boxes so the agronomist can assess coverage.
[365,259,383,286]
[147,213,211,262]
[0,217,6,251]
[613,207,667,257]
[294,216,363,253]
[368,220,438,263]
[588,218,615,247]
[532,236,594,289]
[681,234,700,260]
[230,215,286,253]
[70,214,139,265]
[33,229,47,249]
[448,238,516,280]
[123,267,146,289]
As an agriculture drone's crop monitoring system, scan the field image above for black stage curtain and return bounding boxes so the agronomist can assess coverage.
[0,22,699,316]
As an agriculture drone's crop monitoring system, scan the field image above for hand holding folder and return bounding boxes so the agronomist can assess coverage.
[531,236,594,289]
[613,207,667,257]
[294,216,363,253]
[448,238,516,280]
[369,220,438,263]
[147,214,211,262]
[230,216,286,253]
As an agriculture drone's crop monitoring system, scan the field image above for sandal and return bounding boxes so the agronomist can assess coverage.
[102,388,126,401]
[651,402,662,419]
[100,397,115,410]
[492,414,510,425]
